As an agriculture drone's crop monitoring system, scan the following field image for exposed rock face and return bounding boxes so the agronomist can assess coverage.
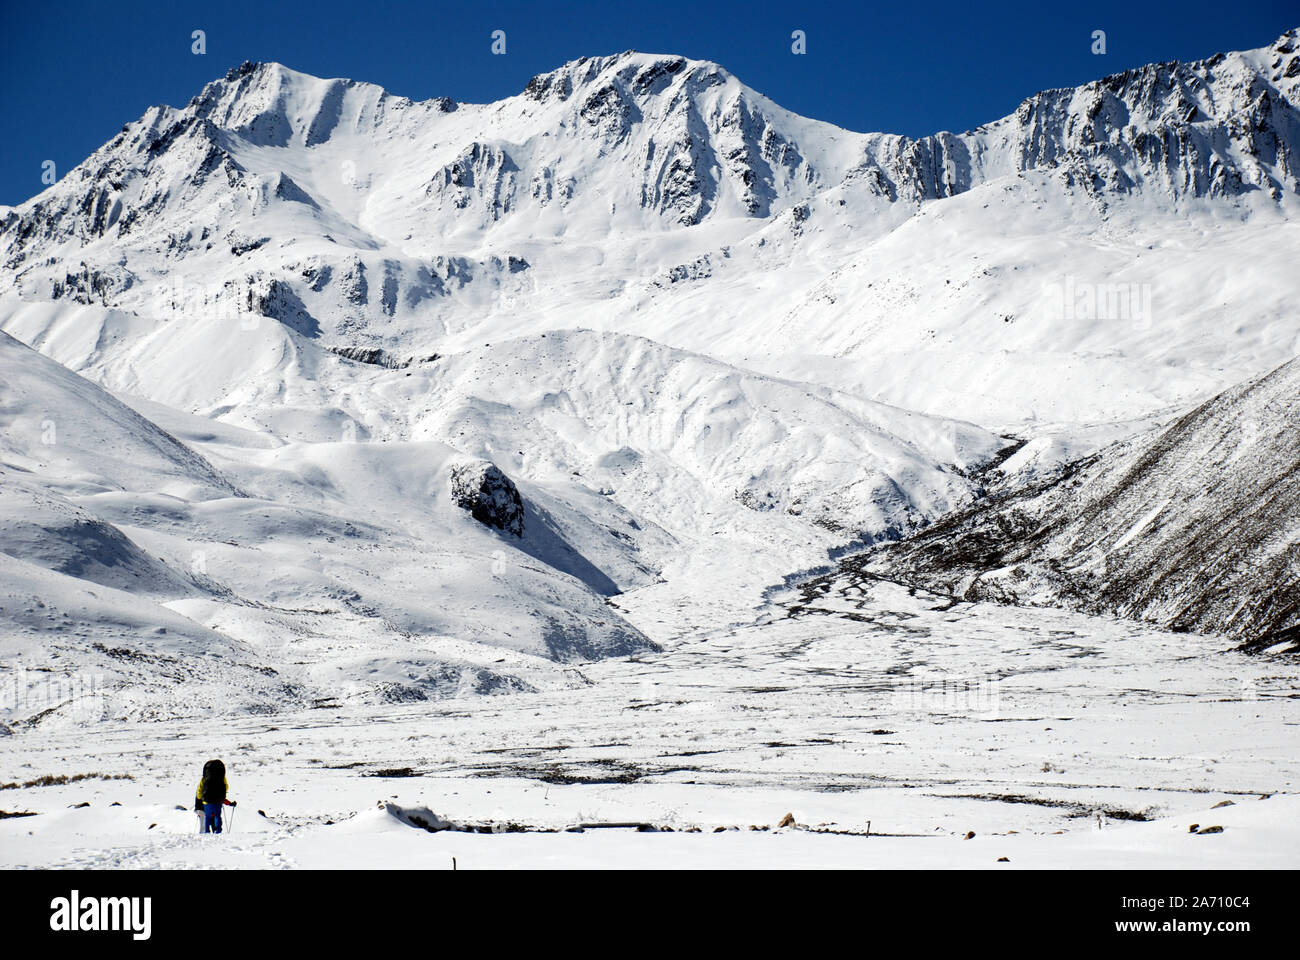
[326,344,422,368]
[854,29,1300,204]
[246,275,319,337]
[449,461,525,537]
[271,172,317,207]
[858,356,1300,651]
[425,142,519,221]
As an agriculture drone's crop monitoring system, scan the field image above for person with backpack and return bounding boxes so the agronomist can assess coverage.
[194,759,236,834]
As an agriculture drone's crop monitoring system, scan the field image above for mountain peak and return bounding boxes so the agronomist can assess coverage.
[198,59,343,103]
[187,60,400,149]
[520,50,737,104]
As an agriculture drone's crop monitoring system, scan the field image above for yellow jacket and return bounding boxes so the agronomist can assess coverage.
[196,777,229,803]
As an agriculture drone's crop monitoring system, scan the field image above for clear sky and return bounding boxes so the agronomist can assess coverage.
[1,0,1296,205]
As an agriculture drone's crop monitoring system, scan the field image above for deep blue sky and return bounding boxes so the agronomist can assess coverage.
[1,0,1296,205]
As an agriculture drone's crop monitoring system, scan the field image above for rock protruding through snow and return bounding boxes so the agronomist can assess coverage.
[449,461,525,537]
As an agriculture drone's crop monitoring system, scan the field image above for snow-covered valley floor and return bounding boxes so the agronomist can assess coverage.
[2,577,1295,869]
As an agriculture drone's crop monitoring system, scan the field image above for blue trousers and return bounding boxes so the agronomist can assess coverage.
[203,803,223,834]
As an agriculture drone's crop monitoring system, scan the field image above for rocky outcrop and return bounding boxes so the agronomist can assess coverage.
[449,461,525,537]
[425,142,519,221]
[271,171,318,207]
[246,276,319,337]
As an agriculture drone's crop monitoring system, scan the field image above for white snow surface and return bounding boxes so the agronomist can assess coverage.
[1,578,1295,868]
[1,31,1299,867]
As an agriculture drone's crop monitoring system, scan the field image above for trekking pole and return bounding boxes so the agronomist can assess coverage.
[227,803,235,835]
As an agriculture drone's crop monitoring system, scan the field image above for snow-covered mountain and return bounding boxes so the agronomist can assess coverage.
[8,31,1299,271]
[0,327,678,719]
[1,30,1298,719]
[4,34,1300,433]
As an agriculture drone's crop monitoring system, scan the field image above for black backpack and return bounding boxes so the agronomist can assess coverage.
[201,759,226,804]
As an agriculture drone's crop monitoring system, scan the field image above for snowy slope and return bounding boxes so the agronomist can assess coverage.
[0,328,236,499]
[715,175,1300,429]
[856,355,1300,648]
[0,330,680,721]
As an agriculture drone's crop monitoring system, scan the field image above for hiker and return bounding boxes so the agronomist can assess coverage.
[194,758,236,834]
